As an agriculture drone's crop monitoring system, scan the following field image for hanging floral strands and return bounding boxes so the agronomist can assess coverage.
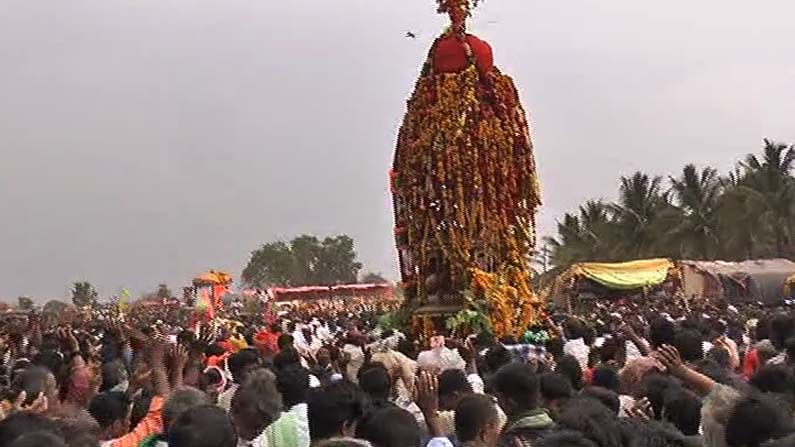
[392,0,543,338]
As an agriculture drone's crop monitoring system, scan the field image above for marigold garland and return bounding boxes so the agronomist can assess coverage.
[392,4,543,338]
[469,267,542,337]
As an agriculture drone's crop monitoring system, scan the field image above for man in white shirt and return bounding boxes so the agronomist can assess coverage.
[563,337,589,371]
[562,318,591,370]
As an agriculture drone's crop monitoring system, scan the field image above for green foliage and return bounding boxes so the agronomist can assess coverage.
[242,234,363,287]
[360,272,388,284]
[667,164,722,259]
[71,281,98,308]
[377,306,411,331]
[445,291,492,335]
[242,241,294,287]
[17,296,34,311]
[156,284,172,300]
[548,139,795,265]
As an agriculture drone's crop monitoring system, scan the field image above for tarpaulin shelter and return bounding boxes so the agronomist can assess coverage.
[680,259,795,304]
[545,258,676,307]
[568,259,674,290]
[268,283,394,303]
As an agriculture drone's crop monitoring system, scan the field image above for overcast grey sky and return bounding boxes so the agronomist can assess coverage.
[1,0,794,300]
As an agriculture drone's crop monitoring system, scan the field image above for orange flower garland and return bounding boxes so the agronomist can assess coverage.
[392,2,542,338]
[469,267,543,337]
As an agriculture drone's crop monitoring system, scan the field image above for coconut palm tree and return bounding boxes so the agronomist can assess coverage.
[668,164,722,259]
[739,139,795,257]
[546,200,616,265]
[610,172,670,259]
[546,138,795,268]
[717,176,770,260]
[545,212,586,267]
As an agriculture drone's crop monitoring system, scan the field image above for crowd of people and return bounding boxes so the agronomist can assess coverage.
[2,293,795,447]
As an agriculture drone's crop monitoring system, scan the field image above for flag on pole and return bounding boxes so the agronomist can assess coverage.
[119,288,132,314]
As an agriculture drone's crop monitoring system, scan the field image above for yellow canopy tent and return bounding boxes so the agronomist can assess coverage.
[571,258,675,290]
[544,258,675,306]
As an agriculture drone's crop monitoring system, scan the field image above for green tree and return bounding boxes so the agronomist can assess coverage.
[546,200,617,265]
[290,235,324,285]
[156,284,172,300]
[361,272,388,283]
[610,172,671,259]
[716,168,771,260]
[242,241,295,287]
[17,296,34,311]
[546,138,795,268]
[739,139,795,257]
[531,243,553,275]
[242,234,363,287]
[71,281,98,307]
[667,164,722,259]
[315,235,362,285]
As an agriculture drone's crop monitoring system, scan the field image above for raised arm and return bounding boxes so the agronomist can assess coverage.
[169,344,189,390]
[620,323,651,357]
[183,329,213,387]
[414,371,445,439]
[654,344,716,395]
[61,327,94,407]
[149,337,170,397]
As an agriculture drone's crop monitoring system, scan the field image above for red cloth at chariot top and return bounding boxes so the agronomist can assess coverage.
[433,34,494,74]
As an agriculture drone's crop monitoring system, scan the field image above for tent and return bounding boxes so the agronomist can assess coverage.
[680,259,795,304]
[545,258,676,306]
[268,283,394,302]
[567,258,674,290]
